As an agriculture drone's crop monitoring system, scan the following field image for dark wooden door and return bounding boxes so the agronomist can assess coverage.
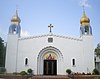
[44,60,57,75]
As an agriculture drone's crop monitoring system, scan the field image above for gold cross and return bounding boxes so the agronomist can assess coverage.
[48,24,54,33]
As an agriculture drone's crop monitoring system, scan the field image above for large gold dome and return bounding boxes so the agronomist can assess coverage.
[80,14,90,26]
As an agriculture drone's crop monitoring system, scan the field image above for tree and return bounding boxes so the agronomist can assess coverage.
[0,37,6,67]
[95,43,100,56]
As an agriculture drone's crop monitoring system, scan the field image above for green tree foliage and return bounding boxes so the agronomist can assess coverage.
[0,37,6,67]
[95,43,100,56]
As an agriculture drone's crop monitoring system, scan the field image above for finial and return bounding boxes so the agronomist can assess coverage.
[82,5,86,16]
[80,5,90,26]
[11,5,21,24]
[16,5,18,16]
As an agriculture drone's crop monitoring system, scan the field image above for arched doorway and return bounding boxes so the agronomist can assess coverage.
[37,46,63,75]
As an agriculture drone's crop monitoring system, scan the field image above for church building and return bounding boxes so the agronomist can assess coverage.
[5,9,94,75]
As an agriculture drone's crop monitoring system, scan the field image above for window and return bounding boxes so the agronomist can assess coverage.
[25,58,28,66]
[72,59,76,66]
[48,38,53,43]
[85,25,89,34]
[85,26,89,32]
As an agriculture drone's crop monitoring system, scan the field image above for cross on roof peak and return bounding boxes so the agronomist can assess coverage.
[48,24,54,33]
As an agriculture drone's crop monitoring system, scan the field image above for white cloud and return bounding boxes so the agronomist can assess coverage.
[79,0,91,7]
[21,30,31,37]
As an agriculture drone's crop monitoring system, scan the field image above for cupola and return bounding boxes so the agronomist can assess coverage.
[80,9,90,26]
[11,10,21,24]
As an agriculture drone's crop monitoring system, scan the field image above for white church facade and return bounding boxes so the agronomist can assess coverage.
[5,10,94,75]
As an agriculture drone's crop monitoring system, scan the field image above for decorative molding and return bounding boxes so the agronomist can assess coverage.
[38,46,63,59]
[18,34,82,41]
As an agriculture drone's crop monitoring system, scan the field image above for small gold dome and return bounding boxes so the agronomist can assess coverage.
[11,9,21,23]
[80,14,90,26]
[11,15,21,23]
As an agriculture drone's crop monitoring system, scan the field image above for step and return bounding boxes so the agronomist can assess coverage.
[31,75,69,79]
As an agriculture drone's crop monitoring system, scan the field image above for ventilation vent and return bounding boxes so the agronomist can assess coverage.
[48,38,53,43]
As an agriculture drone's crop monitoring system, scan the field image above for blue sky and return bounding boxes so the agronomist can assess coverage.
[0,0,100,47]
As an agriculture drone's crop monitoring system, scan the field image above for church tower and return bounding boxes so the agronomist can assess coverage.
[80,8,94,73]
[9,9,21,37]
[5,10,21,73]
[80,8,92,36]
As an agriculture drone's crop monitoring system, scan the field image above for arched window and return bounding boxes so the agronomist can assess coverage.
[25,58,28,66]
[72,59,75,66]
[84,25,89,34]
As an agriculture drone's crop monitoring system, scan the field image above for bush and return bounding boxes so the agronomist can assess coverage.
[27,68,33,74]
[0,67,6,74]
[13,72,19,75]
[92,69,99,75]
[82,72,85,75]
[87,73,91,75]
[20,71,27,75]
[66,69,72,74]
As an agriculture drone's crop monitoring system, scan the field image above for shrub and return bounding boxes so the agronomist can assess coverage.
[82,72,85,75]
[13,72,19,75]
[87,73,91,75]
[74,73,77,75]
[92,69,99,75]
[20,71,27,75]
[27,68,33,74]
[0,67,6,74]
[66,69,72,74]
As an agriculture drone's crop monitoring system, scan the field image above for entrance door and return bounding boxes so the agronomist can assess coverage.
[44,60,57,75]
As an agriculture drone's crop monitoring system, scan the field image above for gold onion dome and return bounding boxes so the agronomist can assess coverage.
[11,16,21,23]
[11,10,21,23]
[80,10,90,26]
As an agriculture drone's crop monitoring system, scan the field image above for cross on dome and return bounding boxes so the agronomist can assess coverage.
[80,6,90,26]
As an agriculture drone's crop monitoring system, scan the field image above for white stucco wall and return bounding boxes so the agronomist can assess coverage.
[5,34,19,73]
[82,35,94,73]
[5,34,94,75]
